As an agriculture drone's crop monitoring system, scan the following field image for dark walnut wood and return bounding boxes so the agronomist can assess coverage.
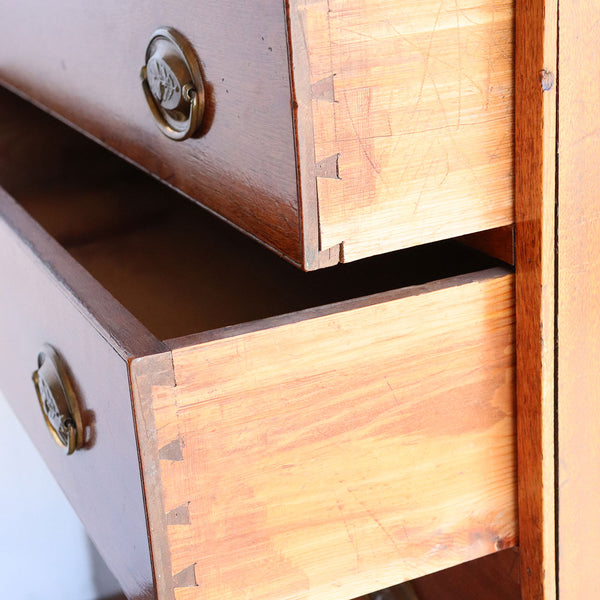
[0,0,302,264]
[0,190,163,599]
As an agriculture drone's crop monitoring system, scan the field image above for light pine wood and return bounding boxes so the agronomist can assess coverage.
[351,548,521,600]
[556,3,600,597]
[139,271,516,600]
[290,0,514,264]
[514,0,557,597]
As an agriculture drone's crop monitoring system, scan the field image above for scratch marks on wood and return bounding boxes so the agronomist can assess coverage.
[335,493,361,570]
[485,0,497,110]
[159,272,516,597]
[346,486,404,553]
[294,0,514,260]
[454,0,462,129]
[413,1,445,123]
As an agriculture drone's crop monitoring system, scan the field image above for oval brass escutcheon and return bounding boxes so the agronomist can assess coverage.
[141,27,205,141]
[32,345,83,455]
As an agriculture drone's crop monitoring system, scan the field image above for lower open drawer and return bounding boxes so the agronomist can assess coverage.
[0,87,516,600]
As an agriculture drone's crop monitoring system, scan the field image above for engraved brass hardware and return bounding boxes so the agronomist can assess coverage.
[141,27,205,141]
[32,345,83,455]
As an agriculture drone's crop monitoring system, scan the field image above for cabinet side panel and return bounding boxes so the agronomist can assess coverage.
[557,1,600,597]
[157,272,516,600]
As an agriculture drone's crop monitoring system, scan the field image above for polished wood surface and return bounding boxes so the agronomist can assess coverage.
[143,270,516,600]
[514,0,557,597]
[0,87,166,597]
[0,1,302,263]
[556,3,600,597]
[0,190,162,599]
[290,0,514,264]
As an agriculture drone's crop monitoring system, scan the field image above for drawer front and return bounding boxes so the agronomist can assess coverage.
[131,270,517,600]
[0,190,162,599]
[0,1,513,269]
[0,1,301,263]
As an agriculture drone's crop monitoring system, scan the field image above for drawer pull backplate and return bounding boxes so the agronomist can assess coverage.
[141,27,205,141]
[32,345,83,455]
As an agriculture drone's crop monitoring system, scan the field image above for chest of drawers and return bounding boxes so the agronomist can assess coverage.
[3,0,599,599]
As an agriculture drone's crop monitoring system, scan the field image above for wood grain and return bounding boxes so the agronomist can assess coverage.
[130,353,178,600]
[350,548,520,599]
[514,0,557,597]
[556,3,600,597]
[147,270,516,600]
[290,0,514,264]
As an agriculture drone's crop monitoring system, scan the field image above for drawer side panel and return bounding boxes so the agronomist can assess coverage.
[151,271,516,600]
[290,0,514,263]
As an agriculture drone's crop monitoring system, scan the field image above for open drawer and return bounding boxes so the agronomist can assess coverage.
[0,0,513,269]
[0,88,516,599]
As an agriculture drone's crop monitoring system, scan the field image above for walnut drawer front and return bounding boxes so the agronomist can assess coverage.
[0,0,513,269]
[0,90,516,600]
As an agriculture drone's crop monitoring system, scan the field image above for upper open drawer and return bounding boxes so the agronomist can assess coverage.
[0,0,513,269]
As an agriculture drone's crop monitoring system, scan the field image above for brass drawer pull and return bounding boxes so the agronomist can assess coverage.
[32,345,83,455]
[141,27,205,141]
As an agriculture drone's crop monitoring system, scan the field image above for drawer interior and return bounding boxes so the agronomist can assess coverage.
[0,87,508,343]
